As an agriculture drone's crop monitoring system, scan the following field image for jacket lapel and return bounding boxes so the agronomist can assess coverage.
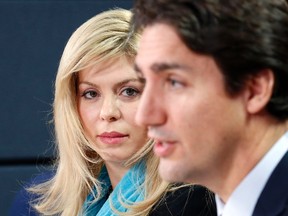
[253,151,288,216]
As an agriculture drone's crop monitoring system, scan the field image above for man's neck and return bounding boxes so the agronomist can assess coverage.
[216,117,287,202]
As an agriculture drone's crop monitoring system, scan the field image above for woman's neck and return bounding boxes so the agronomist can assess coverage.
[104,162,130,189]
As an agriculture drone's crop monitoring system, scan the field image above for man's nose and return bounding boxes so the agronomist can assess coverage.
[135,83,166,127]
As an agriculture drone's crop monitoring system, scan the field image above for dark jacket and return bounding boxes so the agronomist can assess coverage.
[150,185,217,216]
[252,151,288,216]
[10,174,216,216]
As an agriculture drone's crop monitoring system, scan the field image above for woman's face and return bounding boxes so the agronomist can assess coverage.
[77,57,148,165]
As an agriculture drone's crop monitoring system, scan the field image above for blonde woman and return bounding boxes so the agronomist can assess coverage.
[26,8,216,216]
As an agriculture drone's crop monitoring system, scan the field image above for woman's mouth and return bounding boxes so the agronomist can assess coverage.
[97,131,129,145]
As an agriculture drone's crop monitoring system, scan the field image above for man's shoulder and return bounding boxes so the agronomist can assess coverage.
[253,151,288,216]
[150,185,217,216]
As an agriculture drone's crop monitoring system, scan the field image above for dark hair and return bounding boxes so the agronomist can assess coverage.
[132,0,288,120]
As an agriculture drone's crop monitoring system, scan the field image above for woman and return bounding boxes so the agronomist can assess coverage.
[29,8,216,216]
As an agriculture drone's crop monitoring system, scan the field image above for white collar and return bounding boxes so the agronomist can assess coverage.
[216,131,288,216]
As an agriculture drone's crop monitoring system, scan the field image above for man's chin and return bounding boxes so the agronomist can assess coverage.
[158,159,183,183]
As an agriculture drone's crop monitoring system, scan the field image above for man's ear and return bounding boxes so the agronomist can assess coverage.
[245,69,274,114]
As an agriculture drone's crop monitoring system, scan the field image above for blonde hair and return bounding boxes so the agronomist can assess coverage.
[29,8,170,216]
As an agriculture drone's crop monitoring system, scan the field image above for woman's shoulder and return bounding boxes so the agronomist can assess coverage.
[149,185,217,216]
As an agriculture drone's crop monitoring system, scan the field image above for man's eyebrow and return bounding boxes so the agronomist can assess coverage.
[151,62,188,73]
[134,62,189,75]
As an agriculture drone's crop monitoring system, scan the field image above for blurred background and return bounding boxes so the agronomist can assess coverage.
[0,0,133,215]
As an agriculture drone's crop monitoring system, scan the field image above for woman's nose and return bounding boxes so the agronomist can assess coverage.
[99,96,121,122]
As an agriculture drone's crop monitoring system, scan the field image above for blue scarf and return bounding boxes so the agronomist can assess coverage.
[83,161,146,215]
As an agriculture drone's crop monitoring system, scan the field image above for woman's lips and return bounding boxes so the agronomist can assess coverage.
[97,131,129,145]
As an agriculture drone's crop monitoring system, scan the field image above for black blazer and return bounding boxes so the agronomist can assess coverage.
[253,151,288,216]
[10,174,217,216]
[150,185,217,216]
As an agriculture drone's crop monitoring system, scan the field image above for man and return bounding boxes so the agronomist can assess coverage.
[132,0,288,215]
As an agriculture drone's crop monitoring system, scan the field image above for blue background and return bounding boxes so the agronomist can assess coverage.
[0,1,133,215]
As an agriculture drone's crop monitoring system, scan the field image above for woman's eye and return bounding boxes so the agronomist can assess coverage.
[82,90,99,99]
[121,87,140,97]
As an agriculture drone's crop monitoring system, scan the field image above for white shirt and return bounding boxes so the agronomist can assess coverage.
[216,132,288,216]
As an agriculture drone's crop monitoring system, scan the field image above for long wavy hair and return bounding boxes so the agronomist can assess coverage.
[29,8,169,216]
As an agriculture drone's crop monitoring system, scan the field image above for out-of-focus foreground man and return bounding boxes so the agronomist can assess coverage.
[132,0,288,215]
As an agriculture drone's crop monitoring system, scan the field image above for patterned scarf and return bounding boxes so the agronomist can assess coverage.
[83,161,146,215]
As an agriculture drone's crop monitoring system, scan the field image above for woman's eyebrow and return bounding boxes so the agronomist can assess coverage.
[78,79,141,89]
[78,81,97,87]
[114,78,141,89]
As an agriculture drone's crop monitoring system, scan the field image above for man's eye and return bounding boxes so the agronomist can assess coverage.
[167,78,184,88]
[121,87,140,97]
[82,90,98,99]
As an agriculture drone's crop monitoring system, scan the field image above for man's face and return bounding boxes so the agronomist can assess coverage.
[135,23,246,185]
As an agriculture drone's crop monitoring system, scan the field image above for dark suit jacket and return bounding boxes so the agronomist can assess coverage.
[253,151,288,216]
[150,185,217,216]
[10,176,216,216]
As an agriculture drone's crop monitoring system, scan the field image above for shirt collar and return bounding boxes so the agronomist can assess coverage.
[215,131,288,216]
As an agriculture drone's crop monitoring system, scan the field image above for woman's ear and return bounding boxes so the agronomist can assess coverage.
[245,69,274,114]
